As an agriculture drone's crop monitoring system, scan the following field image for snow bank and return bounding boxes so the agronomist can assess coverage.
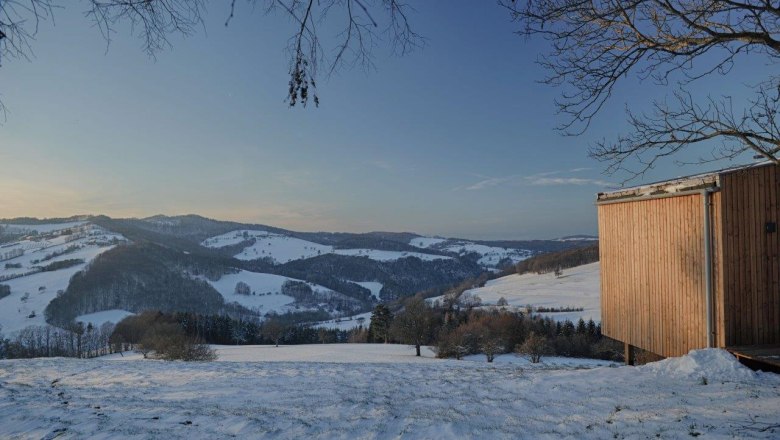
[640,348,757,382]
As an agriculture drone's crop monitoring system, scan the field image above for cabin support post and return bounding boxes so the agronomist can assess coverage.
[624,342,635,366]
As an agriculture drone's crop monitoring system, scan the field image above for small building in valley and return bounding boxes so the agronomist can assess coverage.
[596,162,779,362]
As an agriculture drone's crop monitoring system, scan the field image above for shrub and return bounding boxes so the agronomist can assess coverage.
[517,332,550,363]
[113,311,217,361]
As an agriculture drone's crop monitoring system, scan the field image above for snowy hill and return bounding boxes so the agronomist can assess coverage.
[202,230,453,264]
[0,346,777,438]
[0,222,126,334]
[409,236,533,268]
[206,270,362,316]
[432,262,601,322]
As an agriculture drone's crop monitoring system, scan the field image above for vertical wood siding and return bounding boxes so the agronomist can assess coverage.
[599,194,710,357]
[720,165,780,346]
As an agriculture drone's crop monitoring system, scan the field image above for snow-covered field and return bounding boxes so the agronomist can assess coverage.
[332,248,450,262]
[202,230,451,264]
[353,281,383,299]
[438,262,601,322]
[314,312,373,331]
[206,270,339,315]
[409,237,532,267]
[1,347,778,439]
[0,223,125,334]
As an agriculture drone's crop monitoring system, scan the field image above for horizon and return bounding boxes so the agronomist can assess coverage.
[0,212,597,241]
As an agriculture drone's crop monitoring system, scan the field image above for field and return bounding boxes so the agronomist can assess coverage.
[1,345,778,439]
[465,262,600,322]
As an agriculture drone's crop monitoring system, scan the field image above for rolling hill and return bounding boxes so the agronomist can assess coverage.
[0,215,596,335]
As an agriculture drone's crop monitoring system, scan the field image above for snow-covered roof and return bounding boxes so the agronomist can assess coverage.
[596,161,773,202]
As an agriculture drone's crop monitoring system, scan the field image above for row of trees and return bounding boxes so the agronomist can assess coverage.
[0,322,117,359]
[368,297,622,363]
[514,244,599,276]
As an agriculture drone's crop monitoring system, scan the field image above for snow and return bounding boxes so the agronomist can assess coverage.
[462,352,616,368]
[76,310,135,327]
[1,347,778,439]
[215,344,438,363]
[431,262,601,322]
[0,223,125,335]
[354,281,383,299]
[333,248,451,262]
[203,230,333,263]
[408,236,447,248]
[206,270,336,315]
[314,312,373,331]
[408,237,532,268]
[203,230,450,264]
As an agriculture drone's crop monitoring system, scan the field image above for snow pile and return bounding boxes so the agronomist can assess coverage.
[640,348,757,382]
[0,347,778,439]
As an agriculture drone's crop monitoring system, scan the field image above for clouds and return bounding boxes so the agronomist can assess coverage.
[461,168,612,191]
[528,177,612,186]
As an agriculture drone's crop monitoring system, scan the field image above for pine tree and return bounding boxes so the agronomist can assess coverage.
[368,304,392,343]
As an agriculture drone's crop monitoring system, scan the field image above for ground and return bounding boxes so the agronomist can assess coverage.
[1,345,778,439]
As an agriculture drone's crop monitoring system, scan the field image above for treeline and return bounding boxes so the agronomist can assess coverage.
[514,243,599,275]
[112,311,355,350]
[365,297,622,363]
[258,253,484,302]
[0,322,117,359]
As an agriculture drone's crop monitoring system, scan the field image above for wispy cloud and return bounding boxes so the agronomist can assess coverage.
[528,177,611,186]
[460,168,611,191]
[464,175,519,191]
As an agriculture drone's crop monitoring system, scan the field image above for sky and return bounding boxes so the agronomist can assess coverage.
[0,1,769,239]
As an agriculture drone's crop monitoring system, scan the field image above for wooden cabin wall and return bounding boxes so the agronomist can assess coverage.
[719,165,780,347]
[599,193,710,358]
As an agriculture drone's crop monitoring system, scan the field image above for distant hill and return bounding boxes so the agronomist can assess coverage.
[0,215,595,335]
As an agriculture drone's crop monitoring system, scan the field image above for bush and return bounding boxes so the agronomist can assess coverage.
[113,311,216,361]
[517,332,550,363]
[234,281,251,296]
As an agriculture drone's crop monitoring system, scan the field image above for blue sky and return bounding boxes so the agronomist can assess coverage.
[0,1,766,239]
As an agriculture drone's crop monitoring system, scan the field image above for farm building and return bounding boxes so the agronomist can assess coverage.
[596,162,779,364]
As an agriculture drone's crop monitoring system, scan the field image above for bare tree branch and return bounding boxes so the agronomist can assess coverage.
[0,0,423,112]
[504,0,780,180]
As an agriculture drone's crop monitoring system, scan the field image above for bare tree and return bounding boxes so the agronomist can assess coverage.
[390,296,433,356]
[262,317,286,347]
[516,331,549,364]
[0,0,423,112]
[504,0,780,179]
